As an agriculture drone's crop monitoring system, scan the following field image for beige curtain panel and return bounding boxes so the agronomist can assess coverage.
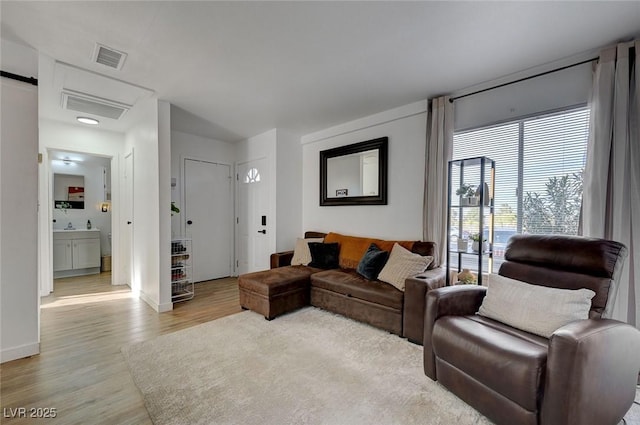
[582,40,639,328]
[423,96,453,267]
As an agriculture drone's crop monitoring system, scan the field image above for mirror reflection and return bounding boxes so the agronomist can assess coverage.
[326,149,379,197]
[320,137,388,206]
[54,173,85,209]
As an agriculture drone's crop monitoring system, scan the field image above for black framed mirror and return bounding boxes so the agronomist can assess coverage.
[320,137,388,206]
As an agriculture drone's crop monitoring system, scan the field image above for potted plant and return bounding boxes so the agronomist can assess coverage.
[456,183,479,206]
[457,268,477,284]
[470,233,488,253]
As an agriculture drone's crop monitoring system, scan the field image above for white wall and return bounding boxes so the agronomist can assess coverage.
[38,120,124,294]
[1,78,40,363]
[124,96,172,312]
[0,39,38,77]
[157,101,172,309]
[301,101,427,240]
[275,129,303,252]
[170,130,236,238]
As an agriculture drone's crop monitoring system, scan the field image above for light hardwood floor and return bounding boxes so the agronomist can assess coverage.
[0,273,242,424]
[3,274,638,424]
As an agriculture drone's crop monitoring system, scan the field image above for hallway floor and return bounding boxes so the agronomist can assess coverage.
[0,273,241,424]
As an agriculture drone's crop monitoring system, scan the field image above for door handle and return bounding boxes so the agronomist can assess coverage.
[127,221,132,225]
[187,220,193,225]
[257,230,266,234]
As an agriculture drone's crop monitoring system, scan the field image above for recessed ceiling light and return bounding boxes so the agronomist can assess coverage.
[77,116,99,125]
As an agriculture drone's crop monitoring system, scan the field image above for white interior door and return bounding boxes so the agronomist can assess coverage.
[236,158,270,274]
[184,159,232,282]
[122,151,133,287]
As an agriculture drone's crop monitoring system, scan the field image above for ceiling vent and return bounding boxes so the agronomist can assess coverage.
[61,89,131,120]
[92,43,127,70]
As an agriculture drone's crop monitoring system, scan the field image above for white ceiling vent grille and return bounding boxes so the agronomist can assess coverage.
[61,90,131,120]
[92,43,127,70]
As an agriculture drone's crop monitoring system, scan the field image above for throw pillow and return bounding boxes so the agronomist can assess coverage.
[308,242,340,269]
[323,232,415,269]
[477,274,596,338]
[356,243,389,280]
[291,237,324,266]
[377,243,433,291]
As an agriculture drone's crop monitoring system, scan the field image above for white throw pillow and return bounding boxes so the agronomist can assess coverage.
[290,238,324,266]
[477,274,596,338]
[378,243,433,291]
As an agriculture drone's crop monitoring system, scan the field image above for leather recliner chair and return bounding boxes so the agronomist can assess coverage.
[423,234,640,425]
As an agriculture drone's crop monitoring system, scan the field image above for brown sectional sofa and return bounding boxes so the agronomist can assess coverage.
[239,231,445,342]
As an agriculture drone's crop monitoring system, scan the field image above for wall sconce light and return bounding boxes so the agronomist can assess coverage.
[101,202,110,212]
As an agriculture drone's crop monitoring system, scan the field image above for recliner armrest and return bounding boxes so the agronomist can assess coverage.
[270,251,294,269]
[542,318,640,425]
[402,268,446,345]
[423,285,487,380]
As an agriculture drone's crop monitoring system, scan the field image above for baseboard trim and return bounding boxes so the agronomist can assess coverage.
[1,342,40,364]
[158,301,173,313]
[139,291,173,313]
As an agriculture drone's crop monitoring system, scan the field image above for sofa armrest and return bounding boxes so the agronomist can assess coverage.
[270,251,294,269]
[542,319,640,425]
[402,268,446,345]
[423,285,487,380]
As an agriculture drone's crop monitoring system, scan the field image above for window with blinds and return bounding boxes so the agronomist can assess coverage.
[452,106,590,270]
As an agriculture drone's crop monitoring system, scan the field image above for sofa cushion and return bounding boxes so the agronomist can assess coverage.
[378,243,433,291]
[433,315,548,411]
[412,241,439,270]
[478,274,595,338]
[310,269,404,310]
[324,232,415,269]
[308,242,340,269]
[291,237,324,266]
[239,265,320,296]
[356,243,389,280]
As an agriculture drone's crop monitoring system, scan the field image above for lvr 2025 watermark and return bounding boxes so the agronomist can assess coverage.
[3,407,57,419]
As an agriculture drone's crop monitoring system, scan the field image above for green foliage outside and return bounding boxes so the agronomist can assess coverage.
[450,172,582,236]
[495,204,517,228]
[523,172,583,235]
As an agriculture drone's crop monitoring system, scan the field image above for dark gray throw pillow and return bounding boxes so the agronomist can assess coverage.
[356,243,389,280]
[308,242,340,269]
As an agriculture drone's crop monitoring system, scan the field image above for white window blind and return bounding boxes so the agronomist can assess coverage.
[522,109,589,234]
[452,106,590,270]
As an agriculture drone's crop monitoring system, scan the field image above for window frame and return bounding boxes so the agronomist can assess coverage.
[453,103,589,235]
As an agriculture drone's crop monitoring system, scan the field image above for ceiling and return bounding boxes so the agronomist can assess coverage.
[2,1,640,142]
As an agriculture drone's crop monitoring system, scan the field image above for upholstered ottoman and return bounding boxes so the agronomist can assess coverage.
[238,266,319,320]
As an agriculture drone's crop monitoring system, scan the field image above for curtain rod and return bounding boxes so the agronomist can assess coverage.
[449,57,597,103]
[1,70,38,86]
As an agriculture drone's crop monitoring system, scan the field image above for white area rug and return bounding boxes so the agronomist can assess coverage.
[122,307,493,425]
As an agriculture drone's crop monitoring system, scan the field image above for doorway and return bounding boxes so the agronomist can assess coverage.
[184,159,233,282]
[236,157,271,274]
[48,150,114,294]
